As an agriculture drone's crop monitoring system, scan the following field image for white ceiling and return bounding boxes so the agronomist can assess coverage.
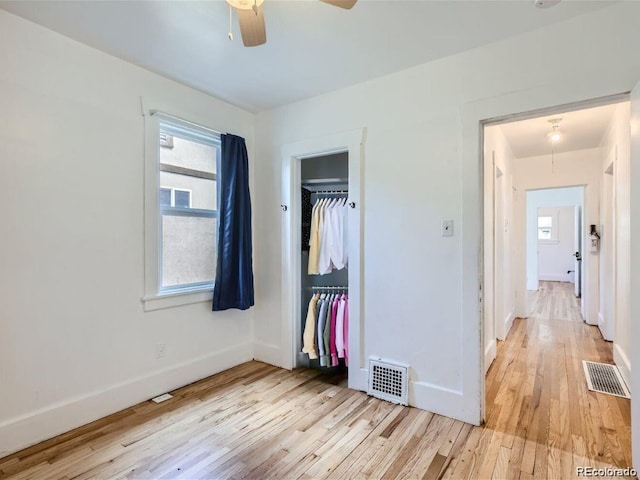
[0,0,614,112]
[497,102,622,159]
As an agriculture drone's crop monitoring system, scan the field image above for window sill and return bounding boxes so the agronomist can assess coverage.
[538,240,560,245]
[142,287,213,312]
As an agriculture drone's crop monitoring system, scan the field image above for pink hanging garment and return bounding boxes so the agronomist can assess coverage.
[343,295,349,366]
[329,295,340,367]
[336,294,346,359]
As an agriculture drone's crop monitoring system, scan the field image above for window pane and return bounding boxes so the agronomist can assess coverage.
[538,216,553,228]
[174,190,191,208]
[162,215,216,288]
[538,228,552,240]
[159,132,217,174]
[159,188,172,207]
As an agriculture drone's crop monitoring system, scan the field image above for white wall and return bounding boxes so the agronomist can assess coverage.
[0,11,255,456]
[599,103,631,381]
[254,2,640,427]
[525,187,584,290]
[483,126,516,373]
[536,206,576,282]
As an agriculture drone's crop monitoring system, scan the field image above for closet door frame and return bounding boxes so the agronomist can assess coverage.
[280,128,367,392]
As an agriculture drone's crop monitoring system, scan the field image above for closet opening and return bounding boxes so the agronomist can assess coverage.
[280,127,366,393]
[299,153,350,384]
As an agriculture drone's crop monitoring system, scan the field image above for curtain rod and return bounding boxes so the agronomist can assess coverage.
[150,110,223,136]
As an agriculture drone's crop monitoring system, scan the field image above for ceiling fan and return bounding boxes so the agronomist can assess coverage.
[226,0,358,47]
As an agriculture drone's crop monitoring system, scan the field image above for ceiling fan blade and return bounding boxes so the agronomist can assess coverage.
[237,4,266,47]
[319,0,357,9]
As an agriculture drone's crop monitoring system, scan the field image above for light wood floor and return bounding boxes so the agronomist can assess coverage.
[0,281,631,479]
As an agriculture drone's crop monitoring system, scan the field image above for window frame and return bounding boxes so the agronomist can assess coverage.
[143,111,221,311]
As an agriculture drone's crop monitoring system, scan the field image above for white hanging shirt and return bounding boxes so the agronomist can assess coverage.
[328,198,345,271]
[318,198,338,275]
[307,198,324,275]
[341,198,348,268]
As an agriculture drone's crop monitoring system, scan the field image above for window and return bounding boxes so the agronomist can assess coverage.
[160,187,192,208]
[143,111,221,309]
[538,216,553,240]
[158,119,219,294]
[537,211,559,243]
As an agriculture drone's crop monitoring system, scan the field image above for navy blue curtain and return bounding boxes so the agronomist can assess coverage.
[212,134,255,311]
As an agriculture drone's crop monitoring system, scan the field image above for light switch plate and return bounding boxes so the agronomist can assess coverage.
[442,220,454,237]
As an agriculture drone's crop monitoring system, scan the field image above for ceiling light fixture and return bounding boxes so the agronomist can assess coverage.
[547,118,562,143]
[546,118,562,173]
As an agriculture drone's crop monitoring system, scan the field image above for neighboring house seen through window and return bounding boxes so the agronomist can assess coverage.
[157,118,220,294]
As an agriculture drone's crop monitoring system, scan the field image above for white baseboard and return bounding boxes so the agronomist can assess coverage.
[515,289,527,318]
[410,381,477,425]
[504,310,516,339]
[253,342,282,368]
[538,273,571,282]
[344,367,367,394]
[613,343,631,390]
[484,339,496,374]
[0,342,253,458]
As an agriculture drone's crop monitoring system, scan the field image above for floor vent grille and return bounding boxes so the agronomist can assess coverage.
[367,357,409,406]
[582,361,630,399]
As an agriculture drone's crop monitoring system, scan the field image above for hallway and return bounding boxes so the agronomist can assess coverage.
[486,281,632,478]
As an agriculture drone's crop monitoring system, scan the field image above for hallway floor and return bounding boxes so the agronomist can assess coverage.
[486,280,632,478]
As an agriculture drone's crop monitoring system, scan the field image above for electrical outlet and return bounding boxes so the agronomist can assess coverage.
[156,343,166,359]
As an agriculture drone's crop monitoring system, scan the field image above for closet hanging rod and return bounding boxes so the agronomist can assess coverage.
[307,286,348,291]
[313,190,348,195]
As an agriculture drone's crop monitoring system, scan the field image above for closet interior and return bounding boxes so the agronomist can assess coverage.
[298,152,349,374]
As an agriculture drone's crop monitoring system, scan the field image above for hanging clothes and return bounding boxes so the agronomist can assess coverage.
[308,195,348,276]
[335,294,346,360]
[307,198,323,275]
[302,289,349,368]
[329,295,340,367]
[343,295,349,366]
[316,293,330,366]
[302,293,320,359]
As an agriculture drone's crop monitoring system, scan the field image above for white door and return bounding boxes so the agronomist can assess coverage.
[574,205,581,298]
[629,82,640,470]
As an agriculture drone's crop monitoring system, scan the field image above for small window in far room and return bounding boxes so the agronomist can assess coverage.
[538,216,553,241]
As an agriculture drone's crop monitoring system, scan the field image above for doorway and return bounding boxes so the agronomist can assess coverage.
[480,95,632,474]
[526,187,585,317]
[483,99,629,372]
